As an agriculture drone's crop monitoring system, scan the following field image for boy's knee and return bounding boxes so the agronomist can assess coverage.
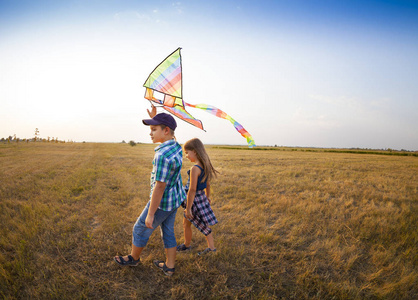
[161,231,177,249]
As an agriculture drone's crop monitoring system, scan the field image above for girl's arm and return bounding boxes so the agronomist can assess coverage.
[185,166,201,219]
[206,181,211,204]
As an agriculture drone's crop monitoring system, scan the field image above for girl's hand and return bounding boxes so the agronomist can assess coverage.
[147,104,157,118]
[185,209,193,219]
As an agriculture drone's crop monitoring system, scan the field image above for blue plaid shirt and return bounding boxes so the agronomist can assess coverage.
[150,139,186,211]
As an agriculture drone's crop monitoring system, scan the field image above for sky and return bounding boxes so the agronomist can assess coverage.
[1,0,417,150]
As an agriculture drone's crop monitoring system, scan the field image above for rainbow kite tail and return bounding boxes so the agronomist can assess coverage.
[185,102,256,147]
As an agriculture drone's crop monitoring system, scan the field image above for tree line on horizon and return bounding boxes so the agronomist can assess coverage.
[1,129,73,144]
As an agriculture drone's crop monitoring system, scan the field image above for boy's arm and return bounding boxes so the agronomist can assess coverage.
[147,104,157,118]
[145,180,167,228]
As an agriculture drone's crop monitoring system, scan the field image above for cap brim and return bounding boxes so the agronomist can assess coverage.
[142,119,160,126]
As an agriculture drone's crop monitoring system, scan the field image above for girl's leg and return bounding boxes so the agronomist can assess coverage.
[206,231,215,250]
[183,217,193,247]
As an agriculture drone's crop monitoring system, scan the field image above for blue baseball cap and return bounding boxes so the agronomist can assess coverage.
[142,113,177,130]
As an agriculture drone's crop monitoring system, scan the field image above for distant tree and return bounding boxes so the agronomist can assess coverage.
[34,128,39,141]
[129,140,136,147]
[122,140,126,144]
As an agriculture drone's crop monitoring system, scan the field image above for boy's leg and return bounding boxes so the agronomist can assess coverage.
[131,245,144,260]
[154,246,175,275]
[115,245,143,263]
[165,247,176,269]
[183,217,193,247]
[159,208,178,270]
[132,202,157,247]
[115,202,155,263]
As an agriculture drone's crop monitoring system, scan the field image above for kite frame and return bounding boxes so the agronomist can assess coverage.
[143,47,183,100]
[143,47,206,131]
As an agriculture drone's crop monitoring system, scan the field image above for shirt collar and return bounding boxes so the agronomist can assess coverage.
[155,139,176,152]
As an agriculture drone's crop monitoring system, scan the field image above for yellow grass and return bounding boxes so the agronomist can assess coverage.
[0,143,417,299]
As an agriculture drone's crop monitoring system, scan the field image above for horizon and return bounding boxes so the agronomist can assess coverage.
[2,136,416,152]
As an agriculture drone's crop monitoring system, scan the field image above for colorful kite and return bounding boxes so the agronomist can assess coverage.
[143,48,255,147]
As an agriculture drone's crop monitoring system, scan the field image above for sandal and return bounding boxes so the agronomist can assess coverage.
[153,260,175,276]
[176,243,191,252]
[114,255,140,266]
[197,248,216,256]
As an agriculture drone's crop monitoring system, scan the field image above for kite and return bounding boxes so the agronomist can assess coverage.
[143,47,256,148]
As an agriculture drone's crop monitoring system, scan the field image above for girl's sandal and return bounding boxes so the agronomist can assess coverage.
[176,243,191,252]
[197,248,216,256]
[153,260,175,276]
[114,255,140,266]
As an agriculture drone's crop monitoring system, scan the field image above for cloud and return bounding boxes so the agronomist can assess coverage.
[292,108,340,129]
[172,2,183,14]
[309,94,364,111]
[308,94,395,117]
[113,10,151,22]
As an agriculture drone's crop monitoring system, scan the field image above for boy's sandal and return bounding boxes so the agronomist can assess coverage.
[153,260,175,276]
[114,255,140,266]
[197,248,216,256]
[176,243,191,252]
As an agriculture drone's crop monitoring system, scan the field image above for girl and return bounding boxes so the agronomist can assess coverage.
[177,138,219,256]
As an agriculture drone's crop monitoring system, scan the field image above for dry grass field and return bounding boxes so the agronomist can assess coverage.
[0,143,417,299]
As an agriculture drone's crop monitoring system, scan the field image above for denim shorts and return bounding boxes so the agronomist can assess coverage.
[132,201,178,249]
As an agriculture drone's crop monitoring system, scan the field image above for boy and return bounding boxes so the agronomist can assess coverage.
[114,112,186,276]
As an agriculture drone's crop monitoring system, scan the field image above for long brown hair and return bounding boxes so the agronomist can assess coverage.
[184,138,219,183]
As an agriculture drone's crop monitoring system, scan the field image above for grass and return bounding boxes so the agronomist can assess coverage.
[0,143,417,299]
[215,146,418,157]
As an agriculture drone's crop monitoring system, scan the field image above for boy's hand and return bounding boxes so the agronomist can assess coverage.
[145,214,154,229]
[146,181,165,228]
[147,104,157,118]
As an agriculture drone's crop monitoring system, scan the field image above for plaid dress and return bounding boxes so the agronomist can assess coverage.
[182,166,218,236]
